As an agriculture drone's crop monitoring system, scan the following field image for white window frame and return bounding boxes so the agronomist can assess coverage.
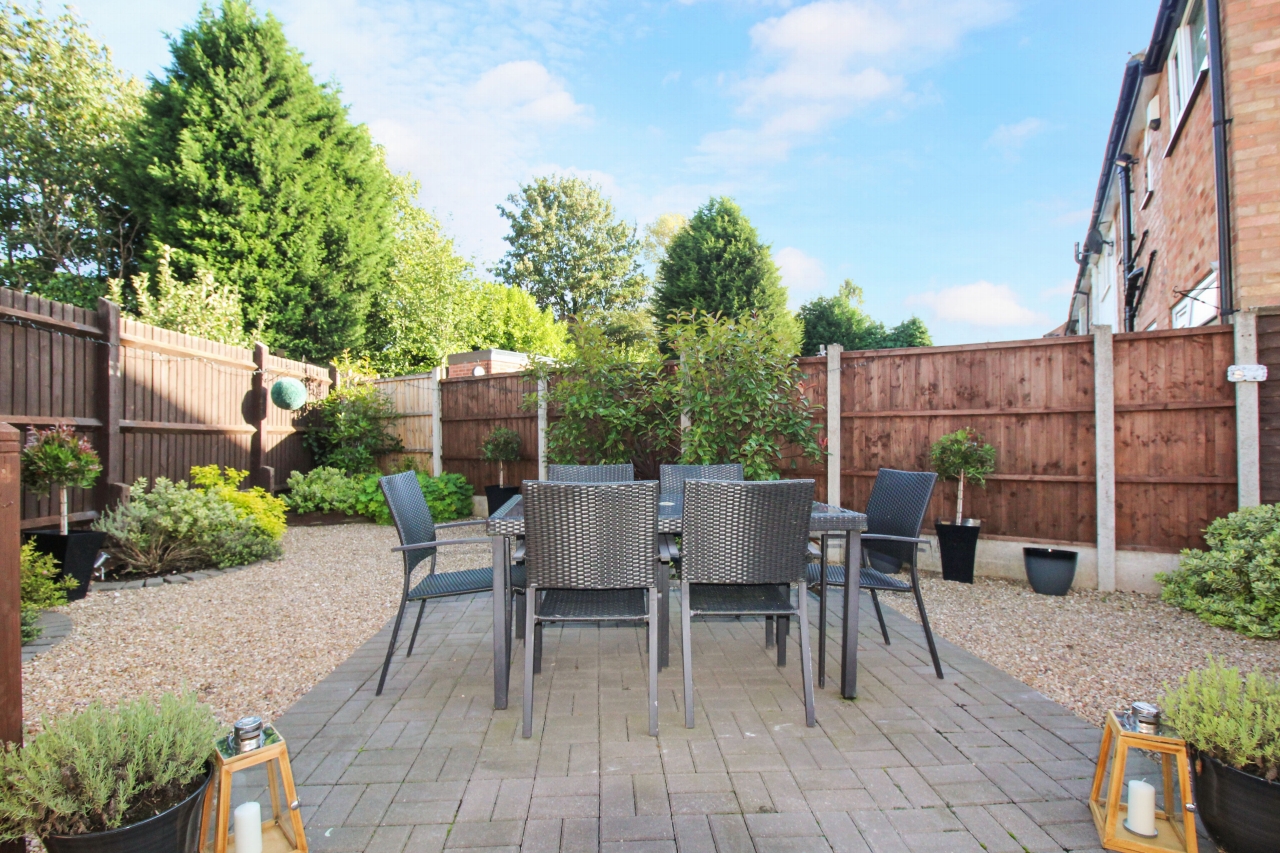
[1171,271,1219,328]
[1168,0,1209,124]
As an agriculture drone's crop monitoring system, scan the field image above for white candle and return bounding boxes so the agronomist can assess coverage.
[1126,779,1157,836]
[234,800,264,853]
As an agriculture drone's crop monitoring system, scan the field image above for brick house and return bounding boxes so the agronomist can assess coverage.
[1065,0,1280,334]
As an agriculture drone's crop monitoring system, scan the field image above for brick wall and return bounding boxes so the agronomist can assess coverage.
[1225,0,1280,310]
[1132,71,1220,331]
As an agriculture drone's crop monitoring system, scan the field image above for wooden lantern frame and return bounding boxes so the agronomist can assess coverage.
[1090,710,1197,853]
[199,726,308,853]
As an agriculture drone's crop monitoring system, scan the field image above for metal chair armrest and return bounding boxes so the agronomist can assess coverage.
[393,537,491,552]
[860,534,930,545]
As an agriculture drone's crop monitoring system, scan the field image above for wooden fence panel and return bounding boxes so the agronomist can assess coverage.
[0,289,104,527]
[372,373,435,472]
[441,373,538,491]
[841,337,1097,544]
[263,354,331,484]
[1257,313,1280,504]
[1113,327,1236,551]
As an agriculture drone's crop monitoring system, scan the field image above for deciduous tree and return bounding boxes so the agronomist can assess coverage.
[797,280,932,356]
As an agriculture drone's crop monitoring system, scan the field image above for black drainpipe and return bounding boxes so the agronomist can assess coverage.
[1206,0,1234,318]
[1117,158,1137,331]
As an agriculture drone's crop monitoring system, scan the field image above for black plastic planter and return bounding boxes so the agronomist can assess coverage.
[1194,752,1280,853]
[24,529,108,601]
[935,519,980,583]
[484,485,522,517]
[42,770,210,853]
[1023,548,1077,596]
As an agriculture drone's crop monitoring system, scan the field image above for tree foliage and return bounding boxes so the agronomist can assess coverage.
[493,175,649,336]
[798,280,932,356]
[654,197,799,351]
[122,0,393,360]
[108,245,253,346]
[930,427,995,523]
[641,213,687,267]
[0,3,142,303]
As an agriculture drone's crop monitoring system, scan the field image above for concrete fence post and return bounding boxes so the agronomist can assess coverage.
[537,378,548,480]
[430,367,443,477]
[826,344,843,507]
[1,423,23,837]
[94,298,124,511]
[249,342,271,491]
[1234,310,1261,508]
[1093,325,1116,593]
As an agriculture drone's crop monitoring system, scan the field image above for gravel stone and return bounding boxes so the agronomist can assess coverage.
[886,572,1279,725]
[20,520,491,733]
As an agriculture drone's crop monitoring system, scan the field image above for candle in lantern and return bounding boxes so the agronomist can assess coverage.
[1125,779,1157,837]
[234,800,264,853]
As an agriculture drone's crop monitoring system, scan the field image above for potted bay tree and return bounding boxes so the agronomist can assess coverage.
[481,426,522,516]
[929,427,995,583]
[21,424,104,600]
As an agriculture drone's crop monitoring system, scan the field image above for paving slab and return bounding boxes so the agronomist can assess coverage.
[276,588,1155,853]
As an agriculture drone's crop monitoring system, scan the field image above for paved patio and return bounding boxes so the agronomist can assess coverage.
[259,590,1165,853]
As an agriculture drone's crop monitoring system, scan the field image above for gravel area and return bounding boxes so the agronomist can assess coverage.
[884,572,1280,725]
[20,521,490,734]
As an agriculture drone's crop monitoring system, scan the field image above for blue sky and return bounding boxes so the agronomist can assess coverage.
[69,0,1156,345]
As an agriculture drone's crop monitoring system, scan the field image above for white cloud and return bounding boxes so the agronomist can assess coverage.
[985,117,1045,157]
[775,247,829,307]
[471,61,588,124]
[696,0,1012,167]
[906,281,1050,327]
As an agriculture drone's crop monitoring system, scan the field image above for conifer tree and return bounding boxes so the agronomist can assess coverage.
[653,197,798,351]
[122,0,393,360]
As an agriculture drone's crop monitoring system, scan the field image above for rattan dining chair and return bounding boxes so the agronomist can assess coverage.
[807,468,943,681]
[522,480,662,738]
[658,463,743,494]
[378,472,525,695]
[546,463,635,482]
[679,478,817,728]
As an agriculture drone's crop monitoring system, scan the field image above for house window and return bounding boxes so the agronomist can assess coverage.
[1171,271,1219,328]
[1169,0,1209,122]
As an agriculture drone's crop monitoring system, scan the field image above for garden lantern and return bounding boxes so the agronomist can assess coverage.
[199,717,308,853]
[1090,703,1197,853]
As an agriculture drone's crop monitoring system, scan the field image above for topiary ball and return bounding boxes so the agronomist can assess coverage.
[270,377,308,411]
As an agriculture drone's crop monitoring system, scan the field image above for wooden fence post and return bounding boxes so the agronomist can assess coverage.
[537,378,548,480]
[1234,310,1261,508]
[431,367,443,477]
[826,344,843,508]
[1,423,23,828]
[95,298,124,510]
[1093,325,1116,592]
[250,343,270,490]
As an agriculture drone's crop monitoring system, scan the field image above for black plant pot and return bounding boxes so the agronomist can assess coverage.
[1023,548,1077,596]
[24,529,108,601]
[484,485,522,517]
[935,519,981,583]
[42,769,211,853]
[1194,752,1280,853]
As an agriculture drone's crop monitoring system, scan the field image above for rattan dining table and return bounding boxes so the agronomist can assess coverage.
[487,492,868,710]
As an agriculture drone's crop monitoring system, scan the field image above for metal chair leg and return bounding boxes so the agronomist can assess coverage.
[648,586,659,737]
[818,536,828,688]
[377,596,408,696]
[523,586,537,738]
[533,621,544,675]
[681,581,695,729]
[870,589,891,644]
[776,615,788,667]
[765,615,775,648]
[406,599,427,657]
[797,584,815,727]
[911,569,945,679]
[515,589,526,640]
[658,565,670,670]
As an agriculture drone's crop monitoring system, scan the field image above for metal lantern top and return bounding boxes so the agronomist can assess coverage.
[202,721,307,853]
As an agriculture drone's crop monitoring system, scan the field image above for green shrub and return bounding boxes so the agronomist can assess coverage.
[190,465,287,540]
[0,692,219,839]
[481,427,522,487]
[302,378,403,474]
[1157,504,1280,638]
[19,542,75,644]
[1161,657,1280,781]
[284,466,360,514]
[21,424,101,535]
[95,478,281,576]
[930,427,997,524]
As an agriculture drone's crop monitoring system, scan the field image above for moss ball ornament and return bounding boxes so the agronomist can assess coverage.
[270,377,308,410]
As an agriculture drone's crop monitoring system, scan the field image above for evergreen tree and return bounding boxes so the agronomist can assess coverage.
[122,0,393,360]
[653,197,798,350]
[797,280,932,356]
